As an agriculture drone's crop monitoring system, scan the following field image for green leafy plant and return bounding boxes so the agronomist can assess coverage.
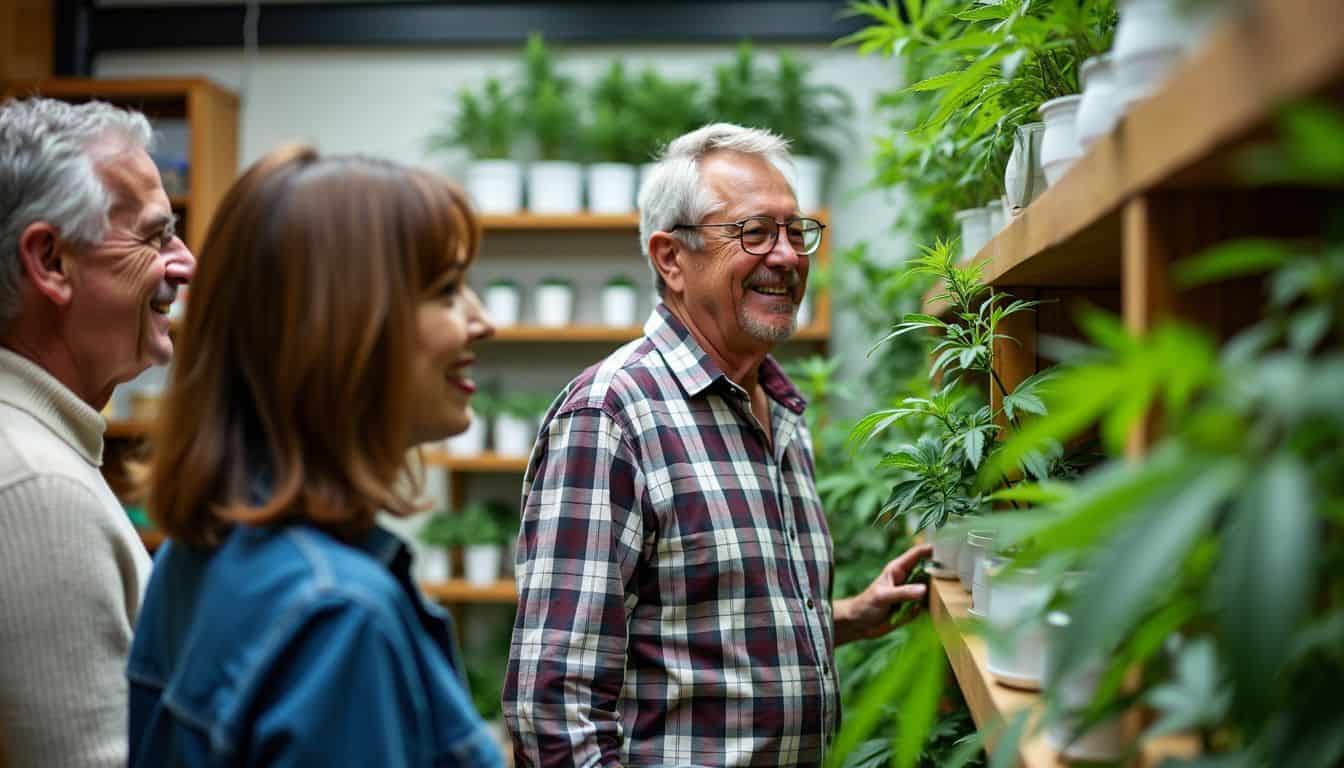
[519,33,582,161]
[586,60,645,165]
[707,41,777,129]
[427,76,519,160]
[627,68,708,163]
[769,52,855,166]
[457,500,516,547]
[495,391,555,421]
[418,510,466,548]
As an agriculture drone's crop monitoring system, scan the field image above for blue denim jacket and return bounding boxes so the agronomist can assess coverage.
[127,523,504,767]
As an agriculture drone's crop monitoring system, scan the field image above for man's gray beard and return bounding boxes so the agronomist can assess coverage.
[739,302,797,343]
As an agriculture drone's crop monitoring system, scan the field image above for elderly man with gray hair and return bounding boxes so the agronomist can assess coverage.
[0,97,195,766]
[504,123,930,767]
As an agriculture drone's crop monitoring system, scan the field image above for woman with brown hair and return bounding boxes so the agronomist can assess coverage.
[125,145,502,767]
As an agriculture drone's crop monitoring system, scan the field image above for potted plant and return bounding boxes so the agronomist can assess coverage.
[533,276,575,327]
[767,52,854,214]
[600,275,640,327]
[1076,54,1121,149]
[628,68,707,193]
[416,510,461,582]
[518,34,583,213]
[1039,95,1084,186]
[427,76,523,214]
[493,391,548,457]
[584,61,641,214]
[482,277,521,327]
[458,500,516,586]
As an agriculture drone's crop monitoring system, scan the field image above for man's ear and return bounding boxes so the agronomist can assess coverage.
[17,222,74,306]
[648,231,687,296]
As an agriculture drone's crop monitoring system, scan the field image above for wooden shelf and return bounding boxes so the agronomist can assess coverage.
[481,212,639,231]
[930,577,1200,767]
[422,451,529,472]
[922,0,1344,316]
[105,419,153,439]
[489,322,830,343]
[420,579,518,604]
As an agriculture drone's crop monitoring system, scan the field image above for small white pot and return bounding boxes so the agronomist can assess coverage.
[418,547,452,582]
[986,561,1051,690]
[1113,0,1189,108]
[527,161,583,214]
[795,295,811,329]
[1040,95,1084,187]
[587,163,637,214]
[930,523,963,580]
[636,161,659,205]
[466,159,523,214]
[787,155,825,214]
[958,529,992,593]
[968,531,994,618]
[482,282,521,327]
[600,283,640,326]
[493,412,534,457]
[533,282,575,327]
[1077,54,1121,150]
[985,203,1006,238]
[1044,611,1127,761]
[1004,122,1048,213]
[444,416,487,455]
[464,544,503,586]
[954,207,993,263]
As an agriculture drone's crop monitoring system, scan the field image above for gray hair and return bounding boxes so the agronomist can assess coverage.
[637,123,794,297]
[0,98,154,324]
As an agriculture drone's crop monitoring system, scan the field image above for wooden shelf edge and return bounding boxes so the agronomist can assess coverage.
[930,578,1201,768]
[489,323,829,343]
[420,579,518,604]
[105,419,153,439]
[422,451,529,472]
[3,76,238,104]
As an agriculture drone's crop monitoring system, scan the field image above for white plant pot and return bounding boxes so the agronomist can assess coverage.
[636,161,659,206]
[1113,0,1189,109]
[930,524,963,580]
[1044,612,1127,761]
[464,544,503,586]
[954,207,993,263]
[482,283,521,327]
[533,283,575,327]
[600,283,640,326]
[466,159,523,214]
[418,547,452,582]
[788,155,825,214]
[795,295,811,329]
[493,412,534,457]
[1040,95,1084,187]
[985,203,1007,238]
[1077,54,1121,150]
[587,163,637,214]
[967,530,995,618]
[986,561,1051,690]
[1004,122,1048,213]
[444,416,486,455]
[527,161,583,214]
[958,529,991,593]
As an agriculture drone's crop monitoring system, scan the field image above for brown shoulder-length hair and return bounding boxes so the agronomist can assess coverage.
[149,145,481,548]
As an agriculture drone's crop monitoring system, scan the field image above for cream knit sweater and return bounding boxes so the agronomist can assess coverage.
[0,348,150,767]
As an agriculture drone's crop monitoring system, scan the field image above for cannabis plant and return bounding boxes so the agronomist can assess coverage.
[519,33,581,161]
[769,53,855,166]
[586,61,645,165]
[427,76,519,160]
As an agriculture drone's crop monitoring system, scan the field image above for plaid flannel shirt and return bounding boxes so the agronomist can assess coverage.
[504,304,838,768]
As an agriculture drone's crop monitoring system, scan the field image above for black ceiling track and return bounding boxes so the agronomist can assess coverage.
[78,1,869,62]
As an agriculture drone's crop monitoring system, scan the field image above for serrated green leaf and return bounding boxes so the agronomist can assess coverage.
[1174,240,1292,287]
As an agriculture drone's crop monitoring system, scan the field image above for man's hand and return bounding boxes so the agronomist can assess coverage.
[832,543,933,646]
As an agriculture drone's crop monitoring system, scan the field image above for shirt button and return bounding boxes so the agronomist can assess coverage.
[806,598,814,609]
[822,663,830,675]
[789,528,797,540]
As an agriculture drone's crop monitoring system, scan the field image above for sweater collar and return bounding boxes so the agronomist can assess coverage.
[0,347,105,465]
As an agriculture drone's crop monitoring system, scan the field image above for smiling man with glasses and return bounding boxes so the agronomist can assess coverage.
[505,123,930,768]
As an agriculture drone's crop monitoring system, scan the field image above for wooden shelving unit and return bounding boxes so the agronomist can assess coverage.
[2,77,240,253]
[490,323,830,343]
[423,451,529,473]
[918,0,1344,764]
[481,212,641,231]
[420,579,518,604]
[930,578,1199,767]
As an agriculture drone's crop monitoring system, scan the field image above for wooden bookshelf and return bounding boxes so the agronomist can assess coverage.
[921,0,1344,318]
[420,579,518,604]
[423,451,529,472]
[481,212,640,231]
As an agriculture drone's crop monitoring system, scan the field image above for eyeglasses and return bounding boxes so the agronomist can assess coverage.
[671,216,826,256]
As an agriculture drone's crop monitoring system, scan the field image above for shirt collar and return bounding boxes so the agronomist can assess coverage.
[0,347,105,465]
[643,304,808,415]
